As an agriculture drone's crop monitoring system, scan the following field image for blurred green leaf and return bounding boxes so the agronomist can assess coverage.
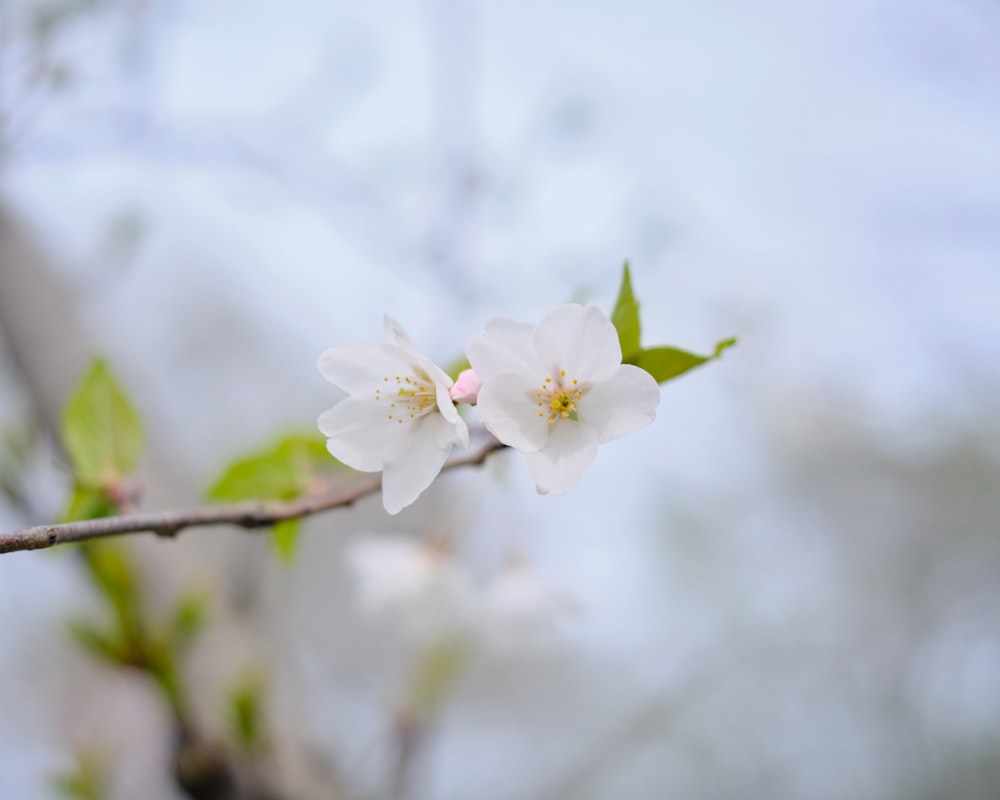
[79,542,142,638]
[81,543,136,610]
[52,750,108,800]
[228,674,265,751]
[145,639,184,715]
[271,520,300,563]
[275,434,336,484]
[66,618,124,664]
[611,262,642,360]
[61,485,115,523]
[209,433,348,563]
[209,432,342,503]
[61,359,143,487]
[629,337,737,384]
[208,451,298,503]
[405,638,468,718]
[171,590,208,646]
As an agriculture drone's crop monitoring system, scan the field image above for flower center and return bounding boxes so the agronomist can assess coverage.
[376,374,437,424]
[536,370,585,425]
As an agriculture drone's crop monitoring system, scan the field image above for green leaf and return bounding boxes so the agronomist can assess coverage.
[67,618,124,664]
[61,359,143,487]
[629,337,737,384]
[208,433,348,562]
[144,639,184,715]
[61,485,115,523]
[271,520,300,563]
[228,674,265,751]
[611,262,642,360]
[79,542,140,632]
[274,435,337,487]
[52,751,108,800]
[208,432,344,503]
[208,451,299,502]
[404,637,468,718]
[171,591,208,645]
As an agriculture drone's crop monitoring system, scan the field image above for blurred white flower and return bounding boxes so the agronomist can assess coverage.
[475,563,576,656]
[317,316,469,514]
[345,536,472,641]
[468,304,659,495]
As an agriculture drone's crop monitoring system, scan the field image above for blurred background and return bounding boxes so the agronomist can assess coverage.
[2,0,1000,798]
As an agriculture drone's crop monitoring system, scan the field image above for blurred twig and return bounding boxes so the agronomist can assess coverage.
[0,438,505,554]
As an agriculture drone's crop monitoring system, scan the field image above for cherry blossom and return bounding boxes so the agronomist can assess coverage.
[476,563,576,655]
[317,316,469,514]
[344,536,472,641]
[468,304,659,495]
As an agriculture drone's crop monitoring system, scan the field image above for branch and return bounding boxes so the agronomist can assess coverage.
[0,438,506,555]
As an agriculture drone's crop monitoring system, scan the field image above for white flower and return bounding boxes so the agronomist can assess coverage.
[475,563,575,656]
[467,304,659,495]
[345,536,472,641]
[318,316,469,514]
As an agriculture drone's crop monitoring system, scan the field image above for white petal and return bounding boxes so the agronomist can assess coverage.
[444,395,471,449]
[467,317,545,383]
[383,315,455,389]
[523,421,598,495]
[476,372,551,453]
[384,314,421,354]
[318,398,410,471]
[581,365,660,443]
[435,379,461,425]
[346,537,436,611]
[419,354,455,390]
[381,414,455,514]
[318,342,418,393]
[477,565,572,656]
[533,305,622,383]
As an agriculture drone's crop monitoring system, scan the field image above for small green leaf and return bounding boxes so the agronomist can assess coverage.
[171,591,208,645]
[271,519,300,563]
[61,359,143,487]
[274,435,338,488]
[208,432,345,503]
[61,485,115,523]
[52,751,108,800]
[208,452,299,502]
[80,542,140,630]
[228,674,265,751]
[629,337,737,384]
[145,639,184,715]
[67,618,124,664]
[404,637,468,718]
[611,262,642,360]
[208,433,348,562]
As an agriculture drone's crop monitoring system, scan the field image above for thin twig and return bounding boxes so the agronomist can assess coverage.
[0,438,506,555]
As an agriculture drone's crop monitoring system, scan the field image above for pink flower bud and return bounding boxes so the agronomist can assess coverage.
[450,369,483,405]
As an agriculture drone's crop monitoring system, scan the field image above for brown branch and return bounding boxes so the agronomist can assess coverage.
[0,438,506,555]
